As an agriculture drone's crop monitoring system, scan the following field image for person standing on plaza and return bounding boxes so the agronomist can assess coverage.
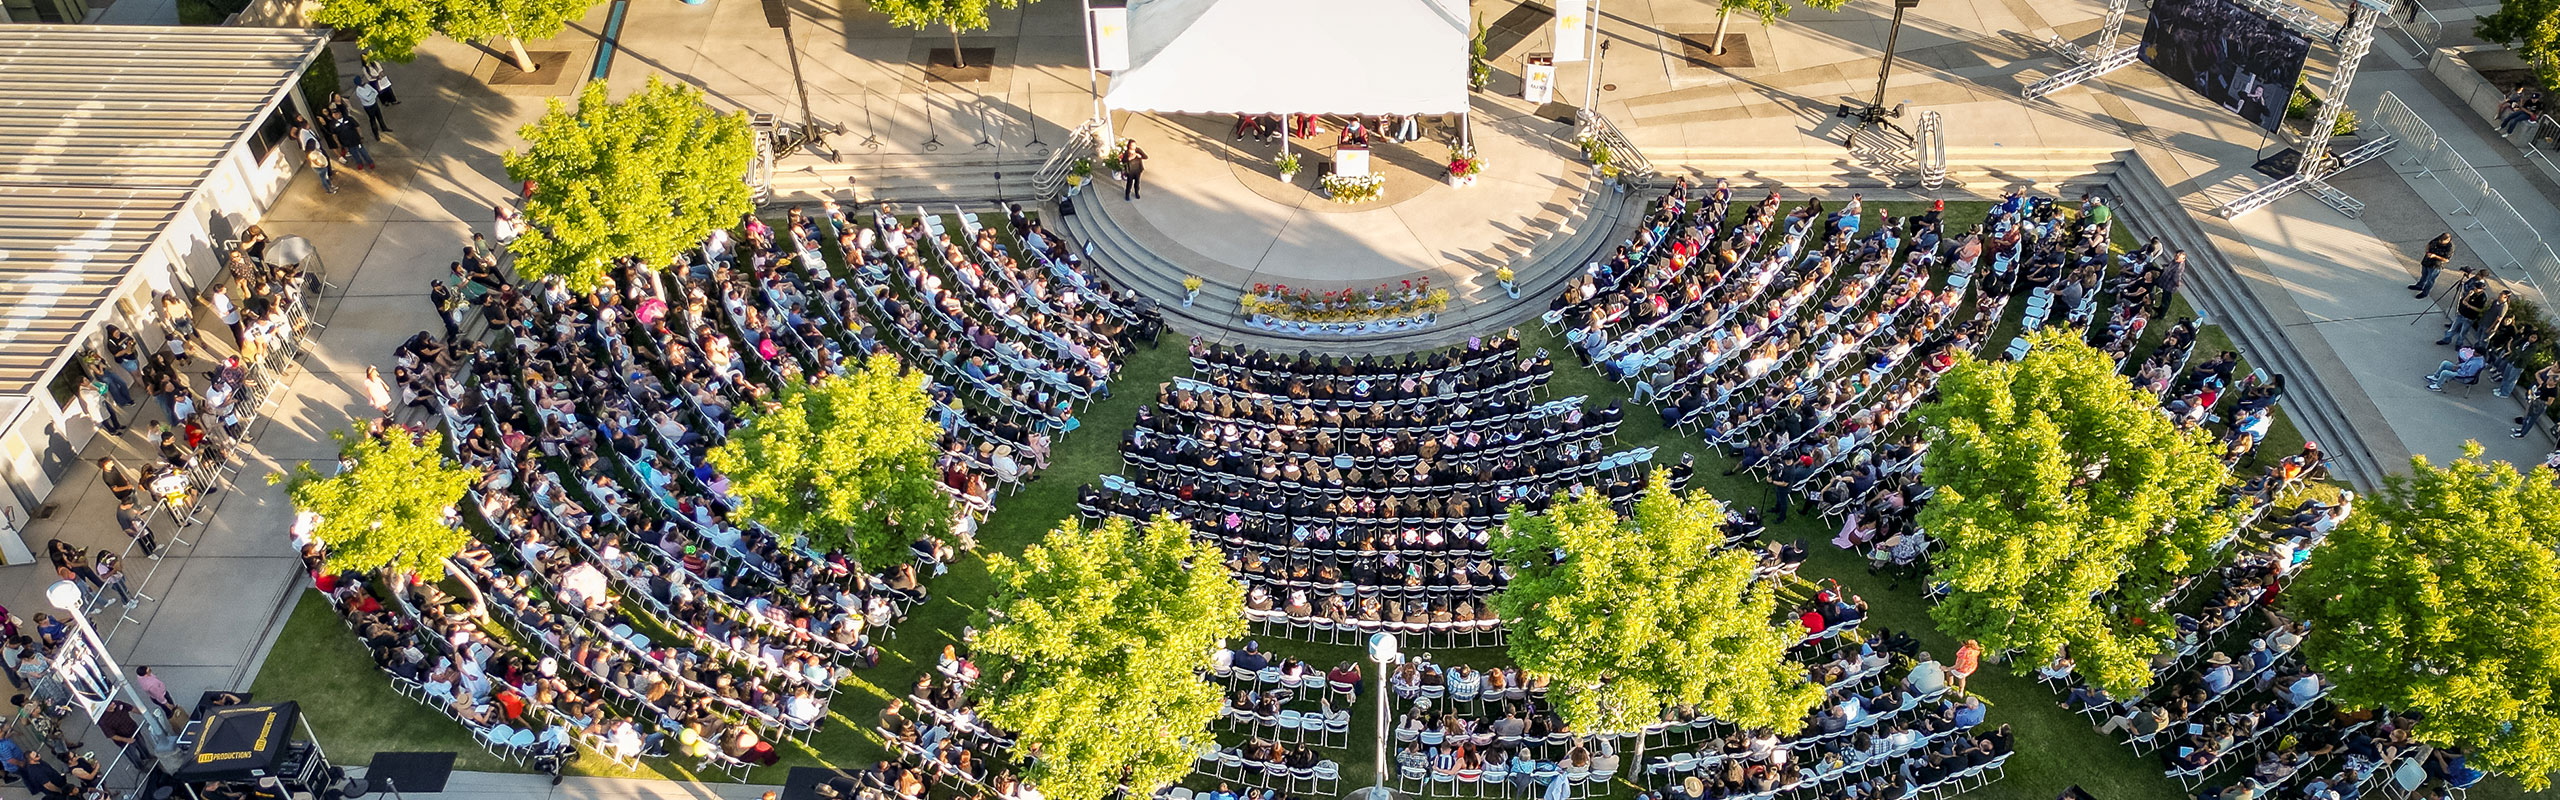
[2411,233,2454,297]
[361,366,394,417]
[430,279,463,341]
[329,110,376,170]
[305,146,337,194]
[46,539,102,596]
[2516,362,2560,439]
[1122,141,1148,201]
[361,58,398,105]
[209,285,243,347]
[18,751,69,800]
[2492,329,2540,397]
[353,78,391,137]
[116,499,158,561]
[134,666,181,720]
[98,457,141,507]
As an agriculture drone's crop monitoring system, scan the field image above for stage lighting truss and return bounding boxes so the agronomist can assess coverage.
[2217,0,2392,218]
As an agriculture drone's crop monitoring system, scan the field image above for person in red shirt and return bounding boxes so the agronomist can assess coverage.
[1951,640,1981,694]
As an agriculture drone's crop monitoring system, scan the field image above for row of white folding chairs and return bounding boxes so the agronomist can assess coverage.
[1219,705,1352,747]
[1196,749,1342,796]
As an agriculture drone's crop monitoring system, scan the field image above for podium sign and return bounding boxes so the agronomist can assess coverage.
[1523,57,1556,104]
[1335,148,1372,177]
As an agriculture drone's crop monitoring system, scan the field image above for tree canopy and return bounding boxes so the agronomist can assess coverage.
[868,0,1028,65]
[974,514,1245,800]
[315,0,592,67]
[2478,0,2560,90]
[503,77,756,292]
[1916,328,2240,698]
[2286,445,2560,788]
[706,355,953,569]
[278,428,480,580]
[1494,473,1823,736]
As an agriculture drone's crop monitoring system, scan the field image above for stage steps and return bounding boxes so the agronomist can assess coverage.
[1051,170,1636,352]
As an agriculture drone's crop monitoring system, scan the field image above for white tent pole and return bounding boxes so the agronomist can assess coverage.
[1082,0,1110,156]
[1582,0,1602,110]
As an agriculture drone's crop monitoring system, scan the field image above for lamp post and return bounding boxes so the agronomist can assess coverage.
[47,580,180,773]
[1365,632,1402,800]
[1836,0,1922,146]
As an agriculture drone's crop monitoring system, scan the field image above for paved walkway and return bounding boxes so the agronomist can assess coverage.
[10,0,2559,794]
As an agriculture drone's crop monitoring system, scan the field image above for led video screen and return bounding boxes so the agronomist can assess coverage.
[2138,0,2313,133]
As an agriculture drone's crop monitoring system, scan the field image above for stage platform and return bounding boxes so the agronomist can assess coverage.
[1058,99,1627,347]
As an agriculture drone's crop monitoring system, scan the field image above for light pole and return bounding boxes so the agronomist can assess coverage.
[1365,632,1402,800]
[47,580,180,773]
[1836,0,1922,146]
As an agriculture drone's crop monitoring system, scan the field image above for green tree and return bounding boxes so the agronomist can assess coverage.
[2478,0,2560,89]
[313,0,439,63]
[1495,472,1823,748]
[504,77,755,292]
[1916,328,2241,698]
[1702,0,1850,57]
[312,0,593,70]
[276,428,479,580]
[974,515,1245,800]
[868,0,1027,68]
[707,354,951,569]
[2286,445,2560,788]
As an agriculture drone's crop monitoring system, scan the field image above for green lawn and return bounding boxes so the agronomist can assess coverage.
[249,201,2547,799]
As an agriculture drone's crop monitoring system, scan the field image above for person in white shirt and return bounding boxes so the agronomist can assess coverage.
[351,79,390,136]
[360,59,398,104]
[210,288,242,346]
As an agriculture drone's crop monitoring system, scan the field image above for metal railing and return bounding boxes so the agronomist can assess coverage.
[1032,119,1101,201]
[1576,108,1657,181]
[2375,90,2560,299]
[1916,111,1948,190]
[2387,0,2445,53]
[748,112,777,205]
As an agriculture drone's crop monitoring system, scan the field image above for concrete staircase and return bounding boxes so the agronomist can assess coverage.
[1049,176,1639,352]
[2103,151,2384,490]
[764,152,1049,204]
[1648,146,2130,191]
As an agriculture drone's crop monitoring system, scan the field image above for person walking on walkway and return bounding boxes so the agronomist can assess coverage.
[2411,233,2454,297]
[353,79,390,137]
[1122,141,1148,201]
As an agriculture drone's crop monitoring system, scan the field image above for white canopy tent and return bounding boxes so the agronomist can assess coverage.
[1101,0,1471,116]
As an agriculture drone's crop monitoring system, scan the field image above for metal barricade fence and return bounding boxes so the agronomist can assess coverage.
[2374,90,2557,287]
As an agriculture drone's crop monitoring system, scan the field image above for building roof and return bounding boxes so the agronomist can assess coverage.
[0,25,326,396]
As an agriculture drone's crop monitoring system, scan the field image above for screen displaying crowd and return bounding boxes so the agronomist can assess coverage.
[2138,0,2312,133]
